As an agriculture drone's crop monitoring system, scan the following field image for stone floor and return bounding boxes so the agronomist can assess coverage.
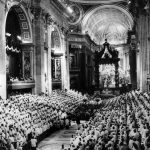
[37,122,78,150]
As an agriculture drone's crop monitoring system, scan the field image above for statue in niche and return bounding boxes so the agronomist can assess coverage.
[101,39,119,59]
[52,59,61,81]
[111,47,119,58]
[56,59,61,80]
[102,39,112,59]
[24,52,31,80]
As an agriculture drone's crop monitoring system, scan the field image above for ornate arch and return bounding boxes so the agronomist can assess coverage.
[69,0,126,4]
[82,5,134,28]
[5,2,33,43]
[51,25,63,52]
[51,24,64,90]
[81,4,134,44]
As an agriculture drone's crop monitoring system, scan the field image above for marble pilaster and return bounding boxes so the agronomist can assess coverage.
[0,3,7,99]
[137,14,150,91]
[47,19,53,95]
[33,7,45,94]
[61,34,70,90]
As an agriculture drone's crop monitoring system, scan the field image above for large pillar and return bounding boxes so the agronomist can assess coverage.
[0,3,6,99]
[137,14,150,91]
[136,50,140,89]
[79,50,86,90]
[33,7,45,94]
[61,34,70,90]
[66,38,70,90]
[115,62,119,88]
[94,51,99,90]
[47,19,53,95]
[129,35,137,89]
[61,34,67,90]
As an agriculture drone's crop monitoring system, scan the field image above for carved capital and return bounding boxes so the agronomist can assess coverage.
[61,27,69,38]
[30,6,41,20]
[5,0,13,11]
[30,6,48,22]
[57,23,67,36]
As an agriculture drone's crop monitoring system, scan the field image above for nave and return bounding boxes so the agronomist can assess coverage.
[0,0,150,150]
[38,90,150,150]
[0,89,149,150]
[37,122,78,150]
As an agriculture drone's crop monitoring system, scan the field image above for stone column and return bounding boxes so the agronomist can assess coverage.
[129,35,137,89]
[33,7,45,94]
[115,62,119,88]
[136,49,140,89]
[61,34,66,90]
[79,50,86,90]
[65,38,70,90]
[61,32,70,90]
[0,3,6,99]
[137,14,150,91]
[94,51,99,90]
[47,18,53,95]
[84,48,88,88]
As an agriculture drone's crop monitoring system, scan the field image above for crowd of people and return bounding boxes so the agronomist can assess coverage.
[69,90,150,150]
[0,89,87,150]
[0,88,150,150]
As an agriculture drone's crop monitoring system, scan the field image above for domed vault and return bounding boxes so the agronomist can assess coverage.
[69,0,127,4]
[81,5,134,45]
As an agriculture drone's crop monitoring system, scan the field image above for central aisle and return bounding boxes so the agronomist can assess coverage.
[37,122,78,150]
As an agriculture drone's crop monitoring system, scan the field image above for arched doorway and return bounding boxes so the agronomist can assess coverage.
[5,5,34,96]
[51,26,63,90]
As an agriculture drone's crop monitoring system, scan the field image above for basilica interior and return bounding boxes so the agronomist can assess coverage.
[0,0,150,150]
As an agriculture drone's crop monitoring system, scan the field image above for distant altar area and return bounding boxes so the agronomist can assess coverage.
[94,39,120,94]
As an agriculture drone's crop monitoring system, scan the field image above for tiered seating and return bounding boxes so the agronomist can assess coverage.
[51,90,87,114]
[69,90,150,150]
[1,89,150,150]
[0,89,86,150]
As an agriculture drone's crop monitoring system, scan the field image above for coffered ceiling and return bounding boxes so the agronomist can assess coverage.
[64,0,134,45]
[81,5,133,45]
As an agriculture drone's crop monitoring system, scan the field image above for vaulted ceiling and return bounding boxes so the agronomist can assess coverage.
[69,0,127,4]
[67,0,134,45]
[81,5,134,45]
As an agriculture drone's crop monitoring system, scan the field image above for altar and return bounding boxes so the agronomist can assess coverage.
[99,64,116,88]
[94,39,120,95]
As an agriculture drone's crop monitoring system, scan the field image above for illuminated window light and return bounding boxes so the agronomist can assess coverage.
[67,6,73,14]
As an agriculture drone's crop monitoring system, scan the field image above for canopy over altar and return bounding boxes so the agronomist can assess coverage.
[94,39,121,96]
